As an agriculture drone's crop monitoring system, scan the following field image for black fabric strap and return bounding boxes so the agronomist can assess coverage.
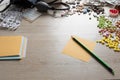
[48,0,58,4]
[47,0,70,11]
[0,0,3,3]
[50,2,70,10]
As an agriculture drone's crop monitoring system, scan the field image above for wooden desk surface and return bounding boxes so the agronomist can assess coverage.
[0,13,120,80]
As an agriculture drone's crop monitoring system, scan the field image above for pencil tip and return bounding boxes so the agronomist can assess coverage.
[110,69,115,75]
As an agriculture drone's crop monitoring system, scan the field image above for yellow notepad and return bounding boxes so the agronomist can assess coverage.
[0,36,25,57]
[62,36,96,62]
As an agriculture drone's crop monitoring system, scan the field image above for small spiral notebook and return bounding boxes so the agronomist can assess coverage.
[0,36,27,60]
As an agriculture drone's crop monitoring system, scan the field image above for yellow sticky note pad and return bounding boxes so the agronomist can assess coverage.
[62,36,96,62]
[0,36,24,57]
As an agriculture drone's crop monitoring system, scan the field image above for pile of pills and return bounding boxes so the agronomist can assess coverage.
[97,35,120,52]
[97,16,113,29]
[66,1,91,16]
[97,15,120,52]
[60,0,105,17]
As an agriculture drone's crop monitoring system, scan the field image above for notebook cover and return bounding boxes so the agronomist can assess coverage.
[0,36,27,60]
[0,36,24,57]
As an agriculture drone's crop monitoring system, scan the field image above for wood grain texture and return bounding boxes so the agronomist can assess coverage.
[0,13,120,80]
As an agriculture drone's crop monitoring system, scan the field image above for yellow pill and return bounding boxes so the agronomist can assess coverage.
[113,47,120,52]
[109,44,114,48]
[106,43,109,46]
[114,49,120,52]
[114,43,119,47]
[106,39,110,43]
[101,40,105,44]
